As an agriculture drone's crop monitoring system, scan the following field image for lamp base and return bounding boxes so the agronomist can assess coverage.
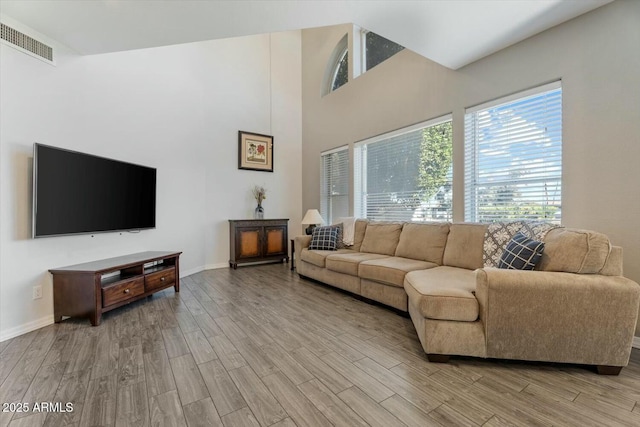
[305,225,316,235]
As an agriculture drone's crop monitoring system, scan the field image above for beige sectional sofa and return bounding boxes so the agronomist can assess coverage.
[295,220,640,374]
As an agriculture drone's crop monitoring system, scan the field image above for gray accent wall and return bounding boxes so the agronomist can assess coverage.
[301,0,640,335]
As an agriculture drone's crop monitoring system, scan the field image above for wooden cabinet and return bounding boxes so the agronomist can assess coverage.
[49,251,181,326]
[229,219,289,269]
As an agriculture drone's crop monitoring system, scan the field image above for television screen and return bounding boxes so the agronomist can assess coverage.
[33,143,156,238]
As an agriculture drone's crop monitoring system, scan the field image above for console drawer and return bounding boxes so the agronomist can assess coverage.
[145,268,176,291]
[102,277,144,307]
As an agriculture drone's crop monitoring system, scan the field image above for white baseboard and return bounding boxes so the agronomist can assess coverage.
[205,263,231,270]
[0,315,55,343]
[181,263,228,276]
[633,336,640,349]
[180,265,206,277]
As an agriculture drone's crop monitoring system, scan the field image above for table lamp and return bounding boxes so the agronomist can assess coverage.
[301,209,324,235]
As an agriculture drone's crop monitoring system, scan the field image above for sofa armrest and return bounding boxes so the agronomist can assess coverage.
[294,235,312,265]
[475,268,640,366]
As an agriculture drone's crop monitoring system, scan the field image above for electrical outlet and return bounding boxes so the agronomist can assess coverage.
[33,285,42,300]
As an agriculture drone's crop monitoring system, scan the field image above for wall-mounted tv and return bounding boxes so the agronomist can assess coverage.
[33,143,157,238]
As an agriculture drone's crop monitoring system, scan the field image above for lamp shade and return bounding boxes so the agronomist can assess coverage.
[301,209,324,225]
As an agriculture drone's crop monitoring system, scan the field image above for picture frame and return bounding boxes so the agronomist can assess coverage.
[238,131,274,172]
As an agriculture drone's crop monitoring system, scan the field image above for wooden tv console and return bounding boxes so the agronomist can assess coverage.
[49,251,181,326]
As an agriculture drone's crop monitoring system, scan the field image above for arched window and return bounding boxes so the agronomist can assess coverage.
[323,34,348,95]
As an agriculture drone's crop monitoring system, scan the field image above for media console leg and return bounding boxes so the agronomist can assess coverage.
[90,311,101,327]
[174,282,180,292]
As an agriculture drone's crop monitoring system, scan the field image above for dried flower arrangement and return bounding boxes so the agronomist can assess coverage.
[252,185,267,205]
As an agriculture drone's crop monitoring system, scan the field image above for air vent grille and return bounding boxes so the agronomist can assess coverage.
[1,22,53,62]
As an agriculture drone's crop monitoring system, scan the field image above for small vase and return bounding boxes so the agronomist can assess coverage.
[254,203,264,219]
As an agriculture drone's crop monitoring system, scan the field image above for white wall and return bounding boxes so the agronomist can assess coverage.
[301,0,640,336]
[0,21,302,340]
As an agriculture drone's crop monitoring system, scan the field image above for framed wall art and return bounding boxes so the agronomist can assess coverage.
[238,131,274,172]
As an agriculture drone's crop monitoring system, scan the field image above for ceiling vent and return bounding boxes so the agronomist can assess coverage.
[1,22,54,63]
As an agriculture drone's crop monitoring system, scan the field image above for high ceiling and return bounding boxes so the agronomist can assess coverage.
[0,0,612,69]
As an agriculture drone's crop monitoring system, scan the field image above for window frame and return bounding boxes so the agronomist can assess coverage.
[359,28,405,73]
[464,81,563,223]
[320,145,350,225]
[324,34,349,95]
[354,114,453,222]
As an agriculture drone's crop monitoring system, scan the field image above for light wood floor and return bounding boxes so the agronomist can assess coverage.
[1,263,640,427]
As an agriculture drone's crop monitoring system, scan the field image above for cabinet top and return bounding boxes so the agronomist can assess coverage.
[49,251,181,274]
[229,219,289,223]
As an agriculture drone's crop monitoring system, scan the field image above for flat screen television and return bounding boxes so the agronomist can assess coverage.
[33,143,156,238]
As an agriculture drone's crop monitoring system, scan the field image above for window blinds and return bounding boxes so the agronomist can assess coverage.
[320,146,349,224]
[354,117,453,222]
[464,82,562,223]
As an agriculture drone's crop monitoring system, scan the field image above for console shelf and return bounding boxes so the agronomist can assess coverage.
[49,251,181,326]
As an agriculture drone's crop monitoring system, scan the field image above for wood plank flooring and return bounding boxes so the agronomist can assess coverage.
[1,263,640,427]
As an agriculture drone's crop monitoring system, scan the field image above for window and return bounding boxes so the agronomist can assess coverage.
[320,146,349,224]
[362,30,404,72]
[354,116,453,222]
[332,49,348,91]
[324,34,348,95]
[464,82,562,223]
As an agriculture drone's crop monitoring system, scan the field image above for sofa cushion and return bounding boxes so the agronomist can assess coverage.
[332,223,346,249]
[539,228,611,274]
[498,232,544,270]
[359,257,437,287]
[395,222,450,264]
[404,267,479,322]
[351,219,369,252]
[300,248,355,268]
[360,222,403,255]
[325,252,389,276]
[309,226,339,250]
[442,223,488,270]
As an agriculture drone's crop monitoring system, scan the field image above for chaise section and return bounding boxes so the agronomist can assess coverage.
[404,266,486,358]
[404,267,478,322]
[414,313,487,359]
[475,267,640,369]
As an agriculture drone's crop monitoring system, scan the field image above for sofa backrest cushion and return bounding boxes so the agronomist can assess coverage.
[395,222,450,264]
[600,246,623,277]
[443,223,488,270]
[351,219,369,252]
[360,222,403,256]
[538,228,611,274]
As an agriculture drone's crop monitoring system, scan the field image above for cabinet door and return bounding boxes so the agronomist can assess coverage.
[236,226,263,260]
[264,225,287,257]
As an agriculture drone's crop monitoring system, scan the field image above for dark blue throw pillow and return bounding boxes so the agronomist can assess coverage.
[309,226,338,251]
[498,232,545,270]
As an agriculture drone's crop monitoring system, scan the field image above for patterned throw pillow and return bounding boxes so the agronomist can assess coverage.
[498,232,545,270]
[333,223,345,249]
[309,226,339,251]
